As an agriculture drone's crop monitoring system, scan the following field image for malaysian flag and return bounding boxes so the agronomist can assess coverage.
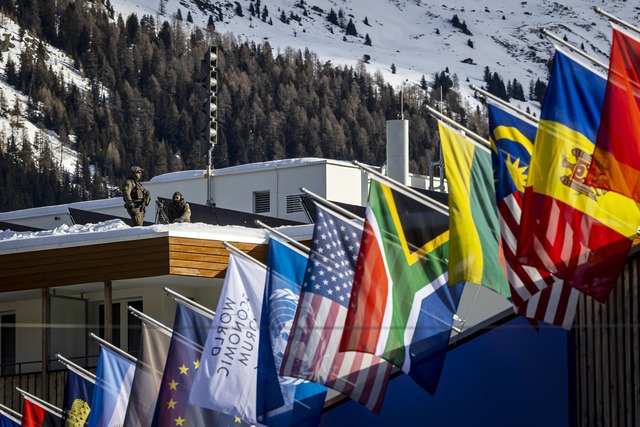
[280,203,392,413]
[488,101,579,329]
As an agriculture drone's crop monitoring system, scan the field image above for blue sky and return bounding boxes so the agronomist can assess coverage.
[320,316,570,427]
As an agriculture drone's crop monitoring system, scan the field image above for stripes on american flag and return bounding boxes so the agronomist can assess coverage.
[498,184,579,329]
[280,204,391,413]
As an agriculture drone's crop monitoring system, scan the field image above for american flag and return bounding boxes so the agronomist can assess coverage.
[488,102,579,329]
[280,204,392,413]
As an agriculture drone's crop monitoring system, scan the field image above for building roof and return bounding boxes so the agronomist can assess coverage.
[0,219,313,300]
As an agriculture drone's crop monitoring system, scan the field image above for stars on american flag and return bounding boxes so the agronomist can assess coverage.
[302,206,362,307]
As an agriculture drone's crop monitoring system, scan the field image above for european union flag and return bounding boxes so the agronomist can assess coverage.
[152,301,246,427]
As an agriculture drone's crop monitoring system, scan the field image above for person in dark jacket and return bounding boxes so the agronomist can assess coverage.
[167,191,191,223]
[122,166,150,226]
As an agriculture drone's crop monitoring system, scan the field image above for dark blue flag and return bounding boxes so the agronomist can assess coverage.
[0,411,19,427]
[62,368,94,427]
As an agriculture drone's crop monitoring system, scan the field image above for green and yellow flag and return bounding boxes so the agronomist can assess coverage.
[439,121,510,298]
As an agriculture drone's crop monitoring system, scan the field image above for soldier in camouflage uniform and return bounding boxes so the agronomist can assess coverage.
[122,166,150,226]
[167,191,191,223]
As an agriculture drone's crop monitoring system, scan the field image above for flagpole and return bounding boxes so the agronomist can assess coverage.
[223,241,267,269]
[0,403,21,421]
[56,354,96,382]
[298,187,365,224]
[128,306,173,335]
[352,160,450,216]
[540,28,608,70]
[89,333,138,363]
[254,219,311,254]
[594,7,640,35]
[469,84,539,124]
[164,287,214,318]
[424,105,491,151]
[16,387,64,417]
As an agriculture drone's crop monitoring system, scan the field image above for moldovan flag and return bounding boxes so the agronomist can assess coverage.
[588,24,640,202]
[340,179,463,395]
[438,120,510,298]
[20,397,62,427]
[488,101,579,329]
[189,252,272,425]
[516,47,640,303]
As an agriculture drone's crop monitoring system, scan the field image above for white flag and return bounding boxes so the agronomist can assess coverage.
[189,252,266,424]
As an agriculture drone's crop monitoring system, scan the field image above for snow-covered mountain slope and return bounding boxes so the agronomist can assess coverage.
[0,12,85,172]
[110,0,640,109]
[2,0,639,176]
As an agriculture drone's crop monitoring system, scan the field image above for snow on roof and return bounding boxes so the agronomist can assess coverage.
[148,158,353,183]
[0,219,314,255]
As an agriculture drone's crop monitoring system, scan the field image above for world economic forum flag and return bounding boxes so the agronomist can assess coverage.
[258,237,327,427]
[190,251,273,425]
[86,345,136,427]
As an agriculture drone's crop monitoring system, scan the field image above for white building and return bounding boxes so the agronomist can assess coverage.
[0,120,508,413]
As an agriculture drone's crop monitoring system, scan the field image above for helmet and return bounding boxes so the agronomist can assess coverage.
[131,166,144,173]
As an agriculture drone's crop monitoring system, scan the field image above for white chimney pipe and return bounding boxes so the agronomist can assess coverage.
[386,119,409,185]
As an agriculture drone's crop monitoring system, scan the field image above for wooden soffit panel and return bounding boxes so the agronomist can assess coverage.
[0,236,267,292]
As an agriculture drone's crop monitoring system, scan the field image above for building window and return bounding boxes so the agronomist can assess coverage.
[286,194,304,214]
[1,313,16,376]
[127,300,143,359]
[99,302,121,348]
[254,191,270,214]
[93,298,143,361]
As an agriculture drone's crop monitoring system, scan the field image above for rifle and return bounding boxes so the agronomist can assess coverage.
[155,199,169,224]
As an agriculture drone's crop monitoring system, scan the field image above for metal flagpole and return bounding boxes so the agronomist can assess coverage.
[594,7,640,36]
[540,28,608,70]
[424,105,491,150]
[470,84,540,124]
[222,241,267,269]
[353,159,450,216]
[0,403,22,422]
[254,219,311,254]
[89,333,138,363]
[56,354,96,382]
[16,387,64,417]
[164,287,214,318]
[299,187,365,224]
[128,306,173,334]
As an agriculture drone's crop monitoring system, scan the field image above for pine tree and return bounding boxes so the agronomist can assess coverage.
[345,18,357,36]
[327,9,338,25]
